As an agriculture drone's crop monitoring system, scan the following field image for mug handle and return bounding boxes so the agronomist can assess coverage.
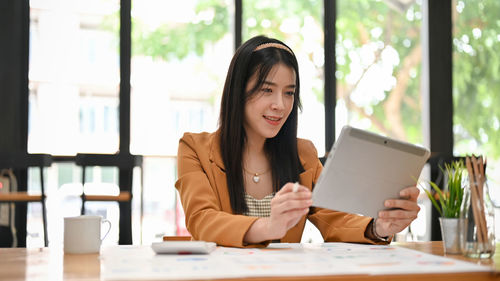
[101,219,112,241]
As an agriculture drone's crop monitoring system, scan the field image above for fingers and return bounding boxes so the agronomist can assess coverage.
[271,195,312,214]
[382,186,420,217]
[274,183,312,203]
[284,207,310,219]
[379,207,419,220]
[377,216,415,226]
[399,186,419,201]
[277,182,311,196]
[384,198,421,212]
[285,208,310,229]
[271,182,311,218]
[376,202,420,237]
[375,186,421,237]
[268,182,312,237]
[376,217,414,237]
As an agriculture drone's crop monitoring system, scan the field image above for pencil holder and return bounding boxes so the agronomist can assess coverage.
[459,179,495,258]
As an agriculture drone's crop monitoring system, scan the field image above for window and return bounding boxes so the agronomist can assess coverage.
[336,0,423,146]
[452,0,500,233]
[130,0,232,244]
[27,0,121,248]
[19,0,497,247]
[243,0,325,155]
[336,0,428,241]
[28,0,120,155]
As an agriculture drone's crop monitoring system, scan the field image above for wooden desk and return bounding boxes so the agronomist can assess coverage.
[1,242,499,281]
[395,241,500,271]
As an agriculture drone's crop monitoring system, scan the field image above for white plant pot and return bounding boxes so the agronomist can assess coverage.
[439,217,461,255]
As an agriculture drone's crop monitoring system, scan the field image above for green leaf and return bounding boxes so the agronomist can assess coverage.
[424,160,466,218]
[424,188,442,217]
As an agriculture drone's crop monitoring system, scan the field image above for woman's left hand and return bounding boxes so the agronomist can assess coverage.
[375,186,421,238]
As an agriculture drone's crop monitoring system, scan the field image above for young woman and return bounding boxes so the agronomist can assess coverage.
[175,35,420,247]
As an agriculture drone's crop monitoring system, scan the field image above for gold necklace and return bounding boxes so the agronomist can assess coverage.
[243,167,270,183]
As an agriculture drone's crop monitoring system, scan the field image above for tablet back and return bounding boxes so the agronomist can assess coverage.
[311,126,430,218]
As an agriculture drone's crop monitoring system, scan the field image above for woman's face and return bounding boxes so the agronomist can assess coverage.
[244,63,296,142]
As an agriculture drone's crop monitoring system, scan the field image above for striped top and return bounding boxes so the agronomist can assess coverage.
[244,193,275,217]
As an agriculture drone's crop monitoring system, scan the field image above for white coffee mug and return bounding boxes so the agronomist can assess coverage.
[64,215,111,254]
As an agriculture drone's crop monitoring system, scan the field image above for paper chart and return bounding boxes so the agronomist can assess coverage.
[101,242,491,280]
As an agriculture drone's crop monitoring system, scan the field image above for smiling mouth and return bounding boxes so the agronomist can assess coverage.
[264,115,282,122]
[263,115,283,126]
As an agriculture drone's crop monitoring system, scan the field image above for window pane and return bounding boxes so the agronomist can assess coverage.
[130,0,232,242]
[28,0,120,155]
[27,0,121,248]
[243,0,325,155]
[336,0,423,146]
[452,0,500,232]
[336,0,427,242]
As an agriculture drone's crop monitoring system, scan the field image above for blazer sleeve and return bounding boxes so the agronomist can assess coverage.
[303,141,390,245]
[175,134,269,248]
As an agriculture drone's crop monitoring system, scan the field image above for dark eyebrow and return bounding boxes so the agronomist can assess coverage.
[263,81,296,88]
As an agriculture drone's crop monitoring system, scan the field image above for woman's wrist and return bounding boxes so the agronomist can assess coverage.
[244,217,274,244]
[365,219,389,242]
[372,219,389,241]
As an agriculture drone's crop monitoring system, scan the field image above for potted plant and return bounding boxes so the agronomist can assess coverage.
[423,159,466,254]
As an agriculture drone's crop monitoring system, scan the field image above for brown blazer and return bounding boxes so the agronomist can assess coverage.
[175,131,387,247]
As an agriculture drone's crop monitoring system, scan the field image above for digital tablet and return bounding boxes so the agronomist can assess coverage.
[151,241,217,255]
[311,126,430,218]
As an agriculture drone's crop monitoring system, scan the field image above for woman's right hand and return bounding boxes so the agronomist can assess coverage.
[266,182,312,239]
[243,182,312,244]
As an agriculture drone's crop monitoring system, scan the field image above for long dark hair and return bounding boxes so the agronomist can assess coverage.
[218,35,304,214]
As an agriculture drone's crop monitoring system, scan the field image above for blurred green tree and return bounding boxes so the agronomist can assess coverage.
[128,0,499,157]
[452,0,500,158]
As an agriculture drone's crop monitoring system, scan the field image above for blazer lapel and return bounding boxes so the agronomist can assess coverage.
[299,169,314,190]
[209,131,225,171]
[208,132,234,213]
